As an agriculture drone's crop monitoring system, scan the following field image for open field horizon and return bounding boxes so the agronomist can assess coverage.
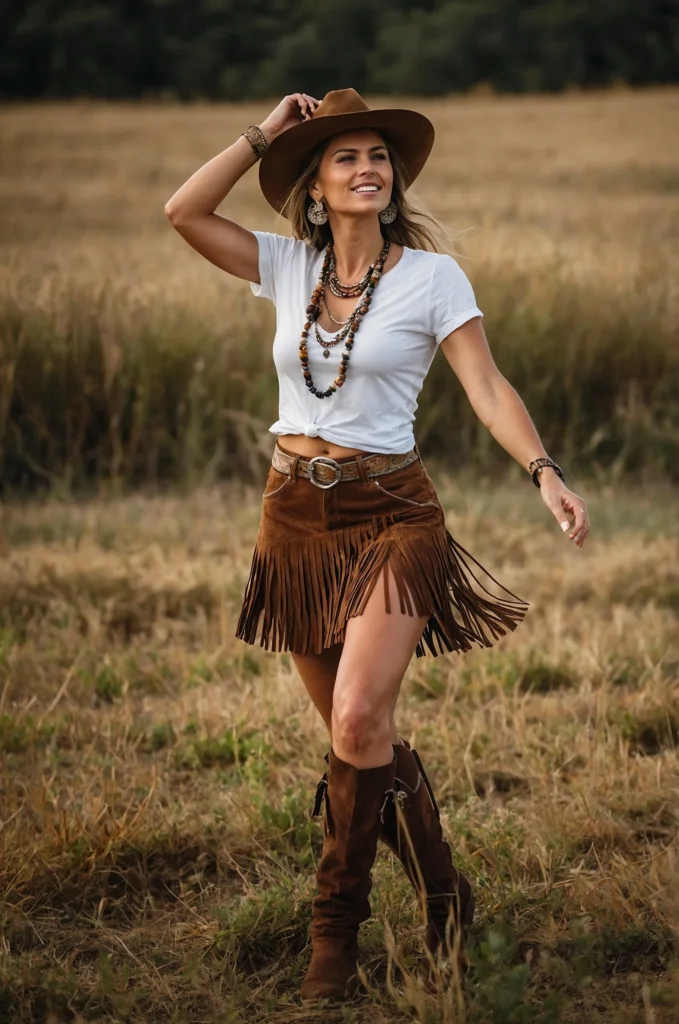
[1,87,678,490]
[0,89,678,1021]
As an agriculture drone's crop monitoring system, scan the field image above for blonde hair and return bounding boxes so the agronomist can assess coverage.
[279,134,451,254]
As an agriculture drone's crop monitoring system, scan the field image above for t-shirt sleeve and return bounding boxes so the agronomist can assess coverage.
[249,230,300,304]
[429,255,484,344]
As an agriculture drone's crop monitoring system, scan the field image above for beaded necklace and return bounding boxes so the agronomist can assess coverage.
[327,252,377,298]
[300,239,390,399]
[315,296,361,357]
[314,317,356,357]
[321,294,350,327]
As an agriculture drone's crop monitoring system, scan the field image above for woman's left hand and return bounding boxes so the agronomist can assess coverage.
[540,478,591,548]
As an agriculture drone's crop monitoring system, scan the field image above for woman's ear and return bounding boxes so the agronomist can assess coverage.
[308,180,321,202]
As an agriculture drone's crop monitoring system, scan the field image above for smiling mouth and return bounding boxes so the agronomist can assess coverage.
[352,185,381,194]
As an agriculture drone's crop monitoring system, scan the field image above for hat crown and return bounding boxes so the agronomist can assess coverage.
[312,88,370,119]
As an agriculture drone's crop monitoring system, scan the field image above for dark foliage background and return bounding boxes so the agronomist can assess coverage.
[2,0,679,100]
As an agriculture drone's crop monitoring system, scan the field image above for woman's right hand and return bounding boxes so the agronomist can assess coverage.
[260,93,321,142]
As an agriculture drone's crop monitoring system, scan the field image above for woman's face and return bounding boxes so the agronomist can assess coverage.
[309,128,394,221]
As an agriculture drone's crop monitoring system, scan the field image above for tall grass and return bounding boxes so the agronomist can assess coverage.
[1,254,677,492]
[0,88,677,493]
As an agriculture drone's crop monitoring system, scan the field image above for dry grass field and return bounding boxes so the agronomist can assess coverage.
[0,89,678,1022]
[0,87,678,487]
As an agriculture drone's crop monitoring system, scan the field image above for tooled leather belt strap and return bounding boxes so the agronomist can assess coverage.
[271,444,420,487]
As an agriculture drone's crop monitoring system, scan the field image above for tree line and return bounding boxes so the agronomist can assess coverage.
[2,0,678,100]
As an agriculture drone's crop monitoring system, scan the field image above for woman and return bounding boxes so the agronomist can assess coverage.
[165,89,590,1002]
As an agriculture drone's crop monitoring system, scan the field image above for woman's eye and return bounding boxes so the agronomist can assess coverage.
[337,153,387,162]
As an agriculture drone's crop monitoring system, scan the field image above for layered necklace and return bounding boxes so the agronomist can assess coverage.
[326,247,382,298]
[321,295,349,327]
[300,239,390,397]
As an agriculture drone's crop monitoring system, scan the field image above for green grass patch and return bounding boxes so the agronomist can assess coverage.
[174,723,271,771]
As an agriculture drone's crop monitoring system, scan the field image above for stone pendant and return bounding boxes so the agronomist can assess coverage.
[323,349,330,358]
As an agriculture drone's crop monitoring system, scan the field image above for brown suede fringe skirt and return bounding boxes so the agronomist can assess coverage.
[235,441,529,658]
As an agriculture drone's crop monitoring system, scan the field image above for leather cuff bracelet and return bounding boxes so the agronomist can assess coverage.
[241,124,269,160]
[528,457,565,488]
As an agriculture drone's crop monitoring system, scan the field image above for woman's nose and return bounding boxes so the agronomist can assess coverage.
[355,157,376,174]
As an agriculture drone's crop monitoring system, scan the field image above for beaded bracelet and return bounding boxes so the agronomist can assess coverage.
[528,457,565,489]
[241,124,269,160]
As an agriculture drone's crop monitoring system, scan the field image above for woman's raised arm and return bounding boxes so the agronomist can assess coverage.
[164,93,319,282]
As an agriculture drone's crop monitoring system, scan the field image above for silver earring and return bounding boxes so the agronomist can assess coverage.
[379,201,398,225]
[308,198,328,225]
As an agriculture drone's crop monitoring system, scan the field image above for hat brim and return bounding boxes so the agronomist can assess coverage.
[259,107,435,215]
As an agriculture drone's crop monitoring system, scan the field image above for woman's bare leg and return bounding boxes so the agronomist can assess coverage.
[291,632,406,747]
[290,643,343,738]
[332,563,429,769]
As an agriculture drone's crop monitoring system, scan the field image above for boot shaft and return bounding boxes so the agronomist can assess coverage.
[310,748,397,935]
[381,740,475,933]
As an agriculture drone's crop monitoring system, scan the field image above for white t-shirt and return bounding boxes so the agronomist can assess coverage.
[250,231,484,454]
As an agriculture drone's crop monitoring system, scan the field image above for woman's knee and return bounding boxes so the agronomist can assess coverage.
[331,700,390,756]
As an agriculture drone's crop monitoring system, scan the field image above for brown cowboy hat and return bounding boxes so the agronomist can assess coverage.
[259,88,435,215]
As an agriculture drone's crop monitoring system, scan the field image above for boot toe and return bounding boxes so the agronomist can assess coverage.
[301,952,361,1002]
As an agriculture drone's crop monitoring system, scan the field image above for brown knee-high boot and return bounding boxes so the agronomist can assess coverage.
[378,740,475,963]
[301,748,397,1002]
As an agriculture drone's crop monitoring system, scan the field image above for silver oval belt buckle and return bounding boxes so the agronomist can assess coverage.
[306,455,343,489]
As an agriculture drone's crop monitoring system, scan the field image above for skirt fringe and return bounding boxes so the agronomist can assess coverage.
[235,518,528,658]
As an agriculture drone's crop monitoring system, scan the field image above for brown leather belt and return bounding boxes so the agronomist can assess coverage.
[271,443,420,489]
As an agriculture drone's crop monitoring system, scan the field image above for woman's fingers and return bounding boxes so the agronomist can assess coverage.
[290,93,307,118]
[301,93,319,118]
[562,494,590,547]
[286,93,320,122]
[285,93,306,120]
[544,489,590,547]
[544,492,571,532]
[570,511,589,546]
